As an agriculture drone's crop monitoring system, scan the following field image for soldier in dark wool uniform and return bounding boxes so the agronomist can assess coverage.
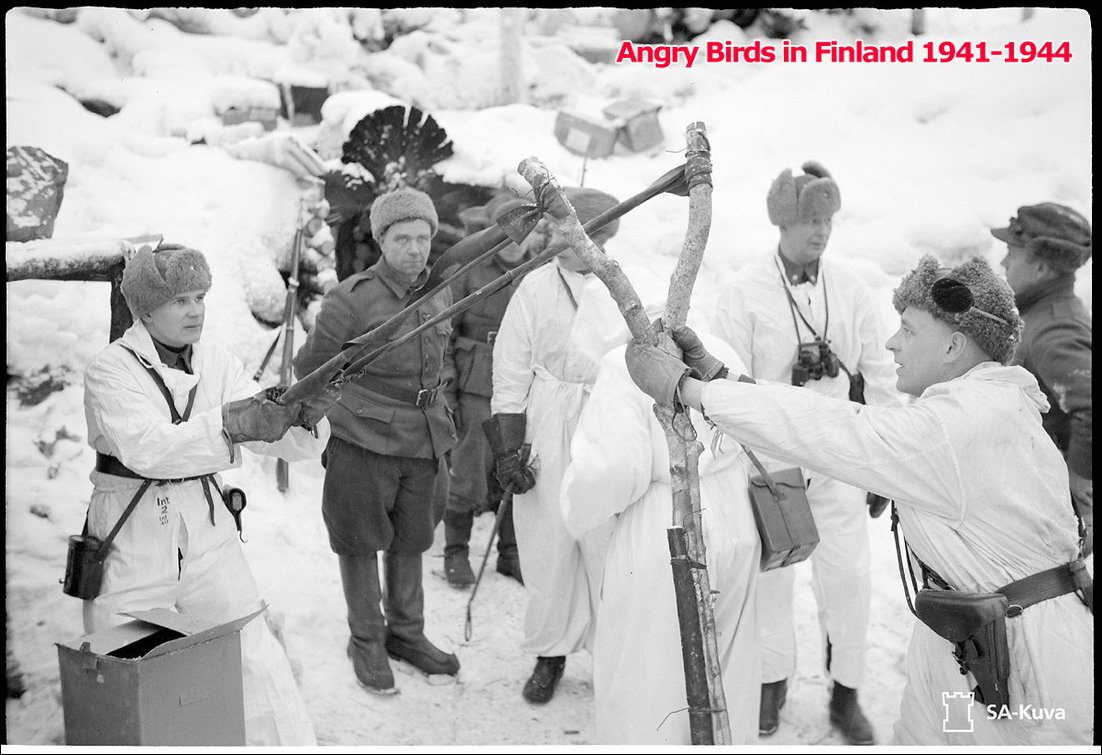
[294,187,459,695]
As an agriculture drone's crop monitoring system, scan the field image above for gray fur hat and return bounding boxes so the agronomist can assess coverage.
[121,243,212,318]
[369,187,439,243]
[767,161,841,227]
[990,202,1092,273]
[892,254,1022,364]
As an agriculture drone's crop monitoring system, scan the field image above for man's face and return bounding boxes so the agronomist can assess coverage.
[885,306,955,397]
[142,289,206,348]
[380,218,433,278]
[999,242,1044,295]
[496,239,528,265]
[779,215,833,266]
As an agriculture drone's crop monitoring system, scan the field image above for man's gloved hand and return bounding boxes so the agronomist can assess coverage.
[483,413,537,495]
[668,324,727,381]
[867,492,891,519]
[495,444,536,495]
[223,391,299,443]
[293,382,342,430]
[625,341,690,406]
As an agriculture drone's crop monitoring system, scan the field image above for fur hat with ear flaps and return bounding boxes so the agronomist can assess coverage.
[121,244,212,318]
[892,254,1023,364]
[767,161,841,227]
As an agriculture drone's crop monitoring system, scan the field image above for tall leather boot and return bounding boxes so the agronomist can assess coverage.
[759,678,787,736]
[443,509,476,589]
[495,505,523,585]
[383,551,460,676]
[338,553,396,694]
[829,682,875,745]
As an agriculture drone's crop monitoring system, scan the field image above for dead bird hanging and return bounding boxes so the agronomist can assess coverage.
[342,104,453,193]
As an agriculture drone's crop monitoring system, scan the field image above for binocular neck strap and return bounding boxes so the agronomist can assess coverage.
[776,262,859,381]
[777,257,831,343]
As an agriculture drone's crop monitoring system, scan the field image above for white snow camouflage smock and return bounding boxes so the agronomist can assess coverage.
[698,362,1092,745]
[490,259,630,656]
[563,337,761,744]
[83,320,328,746]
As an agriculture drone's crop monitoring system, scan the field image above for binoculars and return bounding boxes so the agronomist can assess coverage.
[791,339,840,386]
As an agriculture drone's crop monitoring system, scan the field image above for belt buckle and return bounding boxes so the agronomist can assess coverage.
[487,330,497,346]
[416,387,436,409]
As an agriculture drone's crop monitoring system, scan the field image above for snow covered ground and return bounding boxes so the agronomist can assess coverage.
[5,7,1092,750]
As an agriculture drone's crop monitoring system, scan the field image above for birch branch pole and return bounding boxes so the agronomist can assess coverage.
[517,121,730,745]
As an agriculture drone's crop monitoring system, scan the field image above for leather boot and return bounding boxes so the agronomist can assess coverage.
[522,655,565,704]
[829,682,875,745]
[443,509,476,589]
[758,678,787,736]
[495,507,523,585]
[383,551,460,676]
[338,553,396,694]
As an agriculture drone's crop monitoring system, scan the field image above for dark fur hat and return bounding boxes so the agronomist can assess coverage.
[991,203,1091,273]
[767,161,841,227]
[121,243,212,318]
[892,254,1022,364]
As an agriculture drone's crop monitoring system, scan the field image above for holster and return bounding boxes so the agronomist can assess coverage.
[914,589,1011,709]
[482,412,527,457]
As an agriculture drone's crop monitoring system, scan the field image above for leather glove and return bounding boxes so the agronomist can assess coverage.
[222,390,298,443]
[495,444,536,495]
[667,324,727,381]
[625,341,690,406]
[293,382,342,430]
[483,413,536,495]
[866,492,891,519]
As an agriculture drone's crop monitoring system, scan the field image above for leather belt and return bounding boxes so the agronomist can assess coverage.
[364,381,442,409]
[998,559,1092,616]
[95,452,208,485]
[458,331,497,346]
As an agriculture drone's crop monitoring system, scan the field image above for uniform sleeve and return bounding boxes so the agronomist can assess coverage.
[293,287,358,380]
[490,282,536,414]
[562,357,654,539]
[1032,317,1092,478]
[85,354,236,479]
[699,378,965,518]
[853,285,906,408]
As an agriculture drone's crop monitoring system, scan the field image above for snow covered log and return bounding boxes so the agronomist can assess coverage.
[5,235,162,342]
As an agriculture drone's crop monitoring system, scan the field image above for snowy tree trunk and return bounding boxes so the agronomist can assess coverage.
[500,9,524,105]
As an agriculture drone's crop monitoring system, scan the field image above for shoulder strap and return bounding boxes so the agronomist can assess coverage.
[121,345,198,422]
[555,267,580,311]
[93,479,154,563]
[88,346,204,551]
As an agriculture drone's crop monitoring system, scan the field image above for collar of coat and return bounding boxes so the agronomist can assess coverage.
[777,249,820,285]
[371,256,430,298]
[1013,272,1077,312]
